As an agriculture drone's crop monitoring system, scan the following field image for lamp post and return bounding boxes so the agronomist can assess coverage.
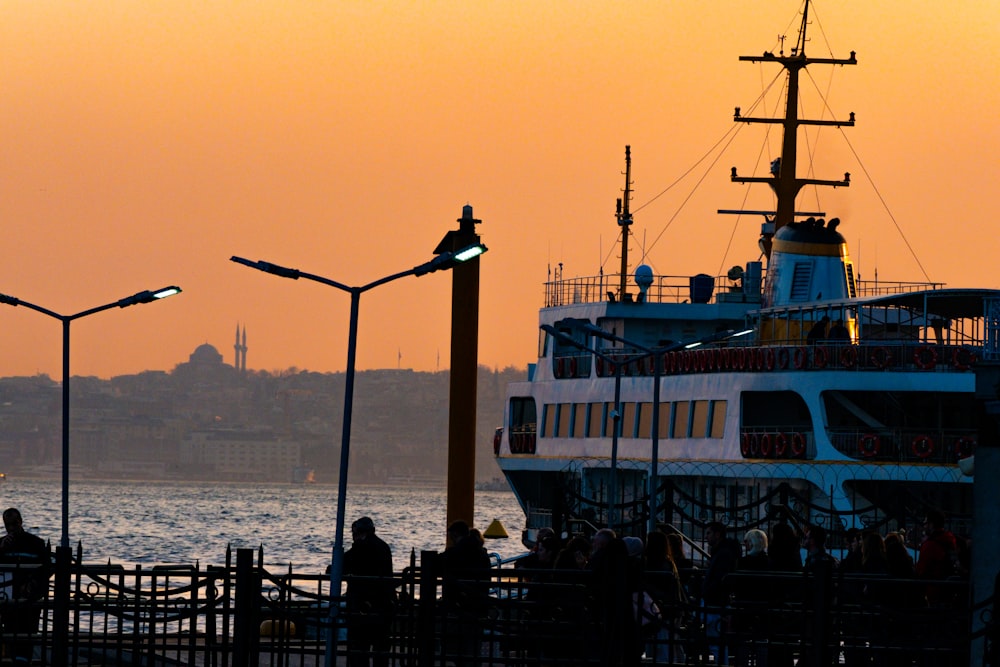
[231,242,487,667]
[0,286,182,548]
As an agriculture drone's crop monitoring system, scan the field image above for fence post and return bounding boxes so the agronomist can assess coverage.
[233,548,261,666]
[417,551,439,667]
[51,545,71,666]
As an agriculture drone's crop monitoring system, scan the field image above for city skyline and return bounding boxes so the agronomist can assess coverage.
[2,1,997,379]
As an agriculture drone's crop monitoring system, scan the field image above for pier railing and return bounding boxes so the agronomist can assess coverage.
[2,546,997,666]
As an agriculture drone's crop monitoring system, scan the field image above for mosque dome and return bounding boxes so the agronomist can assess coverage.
[189,343,224,366]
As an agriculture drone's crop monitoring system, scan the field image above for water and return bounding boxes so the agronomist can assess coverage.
[1,479,527,571]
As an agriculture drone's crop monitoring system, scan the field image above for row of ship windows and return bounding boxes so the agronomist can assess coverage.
[541,400,727,440]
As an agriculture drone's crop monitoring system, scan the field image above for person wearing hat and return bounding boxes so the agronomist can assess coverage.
[343,516,394,667]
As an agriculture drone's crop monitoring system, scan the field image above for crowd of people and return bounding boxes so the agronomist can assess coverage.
[0,506,972,666]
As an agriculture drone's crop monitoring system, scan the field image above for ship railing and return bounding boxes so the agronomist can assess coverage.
[856,279,947,296]
[544,272,739,307]
[829,428,977,465]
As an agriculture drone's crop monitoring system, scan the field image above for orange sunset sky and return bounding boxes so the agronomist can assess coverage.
[1,1,998,379]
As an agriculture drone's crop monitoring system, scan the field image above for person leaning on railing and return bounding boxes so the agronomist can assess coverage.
[0,507,52,664]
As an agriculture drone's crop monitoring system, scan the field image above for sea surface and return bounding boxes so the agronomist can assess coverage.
[1,479,527,572]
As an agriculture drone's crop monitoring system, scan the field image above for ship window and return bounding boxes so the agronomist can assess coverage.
[557,403,572,437]
[573,404,587,437]
[509,397,537,436]
[604,402,618,437]
[587,403,603,437]
[710,401,727,438]
[543,404,558,437]
[691,401,710,438]
[659,402,671,439]
[637,402,653,438]
[622,403,637,437]
[672,402,691,438]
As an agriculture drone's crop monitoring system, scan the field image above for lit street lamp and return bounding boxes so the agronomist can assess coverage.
[231,242,487,667]
[0,286,182,548]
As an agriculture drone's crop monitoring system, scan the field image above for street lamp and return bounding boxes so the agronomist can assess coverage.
[231,242,487,667]
[0,286,182,548]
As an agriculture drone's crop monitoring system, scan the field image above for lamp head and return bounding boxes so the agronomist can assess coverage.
[0,293,20,307]
[118,286,182,308]
[230,256,300,279]
[413,243,488,276]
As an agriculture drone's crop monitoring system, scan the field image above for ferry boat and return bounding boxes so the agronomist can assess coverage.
[494,1,1000,542]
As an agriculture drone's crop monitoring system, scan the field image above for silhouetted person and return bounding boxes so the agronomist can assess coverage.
[441,521,491,667]
[0,508,51,664]
[807,316,830,345]
[916,509,958,606]
[342,516,395,667]
[828,318,850,343]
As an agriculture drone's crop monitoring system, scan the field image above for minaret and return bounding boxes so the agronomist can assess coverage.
[234,324,248,373]
[240,326,247,373]
[234,324,241,369]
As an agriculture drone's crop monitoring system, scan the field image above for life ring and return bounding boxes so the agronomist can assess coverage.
[763,347,776,371]
[704,349,715,372]
[595,356,605,376]
[492,429,503,456]
[720,348,731,370]
[736,347,747,371]
[913,346,937,370]
[568,357,578,377]
[680,351,691,373]
[954,437,976,461]
[793,347,808,370]
[790,432,807,457]
[713,348,723,371]
[748,433,760,457]
[555,357,566,377]
[740,433,751,457]
[952,348,977,371]
[858,434,880,459]
[774,432,789,458]
[759,433,773,457]
[870,346,893,370]
[911,434,935,460]
[840,345,857,369]
[776,347,790,370]
[812,346,829,369]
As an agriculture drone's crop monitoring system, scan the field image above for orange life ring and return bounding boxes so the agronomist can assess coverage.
[954,437,975,461]
[840,345,857,369]
[776,347,790,370]
[759,433,773,457]
[790,432,807,457]
[870,346,893,370]
[793,347,808,370]
[763,347,776,371]
[704,349,715,372]
[740,432,751,457]
[812,346,829,369]
[595,356,604,376]
[492,429,503,456]
[568,357,578,377]
[713,348,723,371]
[736,348,747,371]
[913,346,937,370]
[859,434,880,459]
[720,348,731,370]
[748,433,760,457]
[911,435,935,459]
[556,357,566,377]
[952,348,977,371]
[774,432,789,458]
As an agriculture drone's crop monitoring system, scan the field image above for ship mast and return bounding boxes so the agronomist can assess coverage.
[731,0,856,258]
[616,145,633,300]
